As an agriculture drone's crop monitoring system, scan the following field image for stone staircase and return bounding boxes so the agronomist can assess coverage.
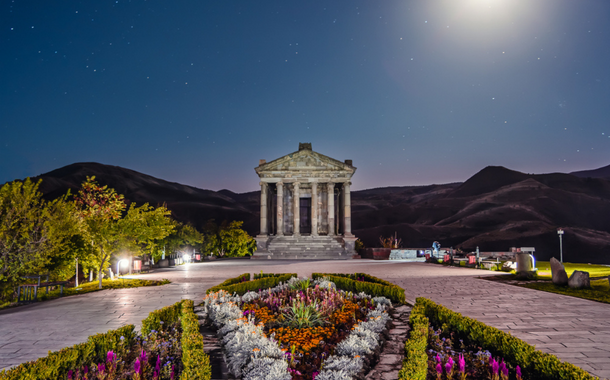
[253,235,359,260]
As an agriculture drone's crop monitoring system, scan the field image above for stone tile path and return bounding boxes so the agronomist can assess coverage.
[1,260,609,378]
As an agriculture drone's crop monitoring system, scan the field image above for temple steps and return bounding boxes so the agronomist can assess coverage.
[252,236,359,260]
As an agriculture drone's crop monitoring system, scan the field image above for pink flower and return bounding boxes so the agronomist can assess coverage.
[436,354,442,363]
[134,358,141,374]
[516,365,522,380]
[500,360,509,379]
[458,353,465,373]
[67,370,73,380]
[97,363,105,373]
[445,361,453,374]
[106,350,115,363]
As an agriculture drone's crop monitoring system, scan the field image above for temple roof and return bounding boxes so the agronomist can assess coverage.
[255,143,356,181]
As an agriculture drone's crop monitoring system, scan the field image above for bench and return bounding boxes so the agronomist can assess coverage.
[17,274,70,303]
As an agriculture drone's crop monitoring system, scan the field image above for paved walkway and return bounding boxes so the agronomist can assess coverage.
[1,260,609,378]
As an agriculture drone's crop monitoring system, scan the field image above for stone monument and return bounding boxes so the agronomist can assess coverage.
[253,143,358,259]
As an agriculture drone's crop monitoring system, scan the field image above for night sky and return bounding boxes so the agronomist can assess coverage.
[2,0,609,193]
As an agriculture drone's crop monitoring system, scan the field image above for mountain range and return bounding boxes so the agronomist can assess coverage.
[23,162,610,264]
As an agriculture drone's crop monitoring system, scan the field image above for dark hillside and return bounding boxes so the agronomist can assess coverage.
[23,162,610,264]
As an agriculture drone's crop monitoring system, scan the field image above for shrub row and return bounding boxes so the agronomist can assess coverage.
[0,300,212,380]
[409,297,597,380]
[253,272,292,280]
[315,272,396,287]
[206,272,251,294]
[311,273,405,304]
[398,301,429,380]
[0,325,136,380]
[208,273,297,296]
[141,299,185,336]
[179,299,211,380]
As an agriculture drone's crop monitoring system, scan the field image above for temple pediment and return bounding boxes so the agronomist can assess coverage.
[255,144,356,179]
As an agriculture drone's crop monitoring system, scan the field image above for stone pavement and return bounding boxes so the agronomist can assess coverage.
[1,260,609,378]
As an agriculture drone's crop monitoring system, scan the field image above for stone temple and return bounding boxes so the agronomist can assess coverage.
[253,143,359,259]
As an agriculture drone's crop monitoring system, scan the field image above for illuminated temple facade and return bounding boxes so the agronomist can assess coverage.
[253,143,359,259]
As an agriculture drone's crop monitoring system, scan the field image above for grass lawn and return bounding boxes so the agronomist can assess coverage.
[535,261,610,279]
[0,278,170,310]
[521,278,610,304]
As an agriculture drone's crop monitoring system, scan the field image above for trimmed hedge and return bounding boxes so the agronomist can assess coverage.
[404,297,597,380]
[312,273,406,304]
[0,325,136,380]
[141,299,184,336]
[253,272,293,280]
[205,272,251,294]
[0,300,212,380]
[207,273,297,296]
[180,299,211,380]
[398,301,429,380]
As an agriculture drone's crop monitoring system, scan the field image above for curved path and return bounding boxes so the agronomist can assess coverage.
[1,260,608,378]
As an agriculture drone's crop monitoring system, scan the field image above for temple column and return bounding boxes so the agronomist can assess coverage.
[311,182,318,236]
[293,182,300,237]
[327,182,335,236]
[259,182,268,235]
[276,181,284,236]
[343,181,353,237]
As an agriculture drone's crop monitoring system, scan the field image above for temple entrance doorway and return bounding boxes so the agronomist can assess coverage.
[299,198,311,234]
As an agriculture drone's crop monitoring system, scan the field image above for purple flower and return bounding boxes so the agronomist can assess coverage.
[155,354,161,372]
[516,365,522,380]
[170,364,175,380]
[107,350,116,363]
[458,353,465,373]
[447,356,454,368]
[436,363,443,374]
[491,358,499,375]
[68,370,73,380]
[140,349,147,363]
[436,354,442,363]
[83,365,88,374]
[501,360,509,378]
[97,363,105,373]
[134,358,141,374]
[445,361,453,374]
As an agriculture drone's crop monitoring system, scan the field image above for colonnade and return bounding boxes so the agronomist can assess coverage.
[259,181,352,238]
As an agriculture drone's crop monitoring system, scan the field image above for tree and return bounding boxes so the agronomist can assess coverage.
[150,221,204,262]
[203,220,255,257]
[74,177,174,289]
[0,179,79,300]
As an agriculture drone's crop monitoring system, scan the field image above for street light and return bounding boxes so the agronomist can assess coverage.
[557,228,564,263]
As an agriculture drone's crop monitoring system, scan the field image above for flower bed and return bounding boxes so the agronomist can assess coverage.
[0,300,211,380]
[399,297,596,380]
[203,276,393,380]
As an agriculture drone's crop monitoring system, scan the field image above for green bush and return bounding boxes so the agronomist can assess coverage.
[180,299,211,380]
[318,272,397,288]
[398,301,429,380]
[205,272,251,294]
[311,273,405,304]
[413,297,596,380]
[141,299,184,336]
[253,272,293,280]
[208,274,297,296]
[0,299,211,380]
[0,325,136,380]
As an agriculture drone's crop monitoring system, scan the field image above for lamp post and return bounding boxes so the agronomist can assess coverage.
[557,228,564,263]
